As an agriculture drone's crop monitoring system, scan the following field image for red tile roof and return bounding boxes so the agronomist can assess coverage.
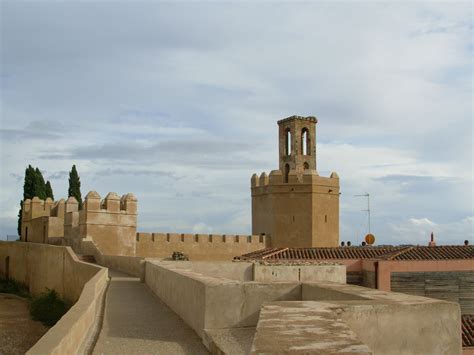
[237,246,474,261]
[381,246,474,260]
[462,314,474,348]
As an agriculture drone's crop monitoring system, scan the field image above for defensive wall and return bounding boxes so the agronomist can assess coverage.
[143,260,461,354]
[0,241,108,355]
[251,169,339,248]
[21,192,268,261]
[20,197,76,244]
[135,232,266,260]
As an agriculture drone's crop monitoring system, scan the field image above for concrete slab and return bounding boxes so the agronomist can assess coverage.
[93,271,209,355]
[251,301,373,354]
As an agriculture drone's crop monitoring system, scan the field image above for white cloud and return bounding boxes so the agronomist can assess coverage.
[389,216,473,245]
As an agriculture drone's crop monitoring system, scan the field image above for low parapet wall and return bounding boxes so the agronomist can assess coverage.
[0,241,108,354]
[144,260,461,354]
[136,233,267,260]
[27,269,108,355]
[254,263,346,283]
[0,241,100,302]
[145,261,301,338]
[301,282,461,355]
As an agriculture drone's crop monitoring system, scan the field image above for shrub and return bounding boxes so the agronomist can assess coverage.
[0,277,29,298]
[30,289,68,326]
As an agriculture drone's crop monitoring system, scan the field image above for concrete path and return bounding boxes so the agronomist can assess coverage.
[93,270,209,355]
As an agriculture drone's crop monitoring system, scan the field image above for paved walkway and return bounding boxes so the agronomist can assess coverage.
[93,270,209,355]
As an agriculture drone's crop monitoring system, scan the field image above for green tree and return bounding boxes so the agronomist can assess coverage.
[17,201,23,236]
[33,168,47,200]
[18,165,37,235]
[23,165,36,199]
[68,165,83,209]
[45,180,54,200]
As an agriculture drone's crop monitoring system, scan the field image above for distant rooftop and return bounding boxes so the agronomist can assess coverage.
[237,245,474,261]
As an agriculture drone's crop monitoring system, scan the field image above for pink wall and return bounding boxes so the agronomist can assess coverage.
[375,259,474,291]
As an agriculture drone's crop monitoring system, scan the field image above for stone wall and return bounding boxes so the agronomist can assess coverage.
[253,263,346,283]
[145,261,461,355]
[77,191,137,256]
[0,241,108,355]
[145,261,301,338]
[0,241,100,302]
[136,232,267,261]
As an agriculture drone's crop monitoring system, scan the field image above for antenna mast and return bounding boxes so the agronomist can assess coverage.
[354,193,371,234]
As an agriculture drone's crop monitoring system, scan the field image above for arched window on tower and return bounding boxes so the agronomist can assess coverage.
[285,129,291,156]
[284,164,290,183]
[302,128,310,155]
[304,162,309,170]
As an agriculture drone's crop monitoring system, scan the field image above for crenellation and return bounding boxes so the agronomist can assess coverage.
[277,115,317,125]
[44,197,53,213]
[84,191,101,211]
[65,196,78,213]
[51,199,66,218]
[259,172,268,186]
[121,193,137,214]
[251,173,259,188]
[288,169,300,183]
[269,170,283,184]
[103,192,121,212]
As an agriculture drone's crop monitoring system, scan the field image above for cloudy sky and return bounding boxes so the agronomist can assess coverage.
[1,1,472,245]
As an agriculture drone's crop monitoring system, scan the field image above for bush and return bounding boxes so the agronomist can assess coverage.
[30,289,68,326]
[0,277,29,298]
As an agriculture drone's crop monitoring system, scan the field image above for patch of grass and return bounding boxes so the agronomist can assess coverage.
[0,277,29,298]
[30,289,69,326]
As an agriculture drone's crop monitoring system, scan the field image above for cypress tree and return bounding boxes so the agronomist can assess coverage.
[34,168,47,200]
[68,165,83,209]
[23,165,36,199]
[17,201,22,236]
[18,165,37,236]
[45,180,54,200]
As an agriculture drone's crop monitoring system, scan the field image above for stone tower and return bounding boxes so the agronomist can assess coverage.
[251,115,340,248]
[278,115,317,176]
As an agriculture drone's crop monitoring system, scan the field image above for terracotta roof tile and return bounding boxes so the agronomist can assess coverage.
[238,246,474,261]
[462,314,474,348]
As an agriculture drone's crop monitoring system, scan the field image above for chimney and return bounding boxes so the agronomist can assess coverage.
[428,232,436,247]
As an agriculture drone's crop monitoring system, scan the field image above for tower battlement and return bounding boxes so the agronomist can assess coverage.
[251,169,339,188]
[277,115,317,125]
[82,191,137,215]
[22,197,79,221]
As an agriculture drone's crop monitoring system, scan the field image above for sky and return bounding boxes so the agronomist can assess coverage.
[0,1,472,245]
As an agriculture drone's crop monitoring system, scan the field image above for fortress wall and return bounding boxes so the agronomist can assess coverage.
[78,192,138,256]
[0,241,108,355]
[135,232,267,260]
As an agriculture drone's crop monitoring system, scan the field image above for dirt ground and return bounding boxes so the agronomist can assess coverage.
[0,293,49,355]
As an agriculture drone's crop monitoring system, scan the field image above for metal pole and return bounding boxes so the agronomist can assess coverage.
[355,193,370,235]
[367,193,371,234]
